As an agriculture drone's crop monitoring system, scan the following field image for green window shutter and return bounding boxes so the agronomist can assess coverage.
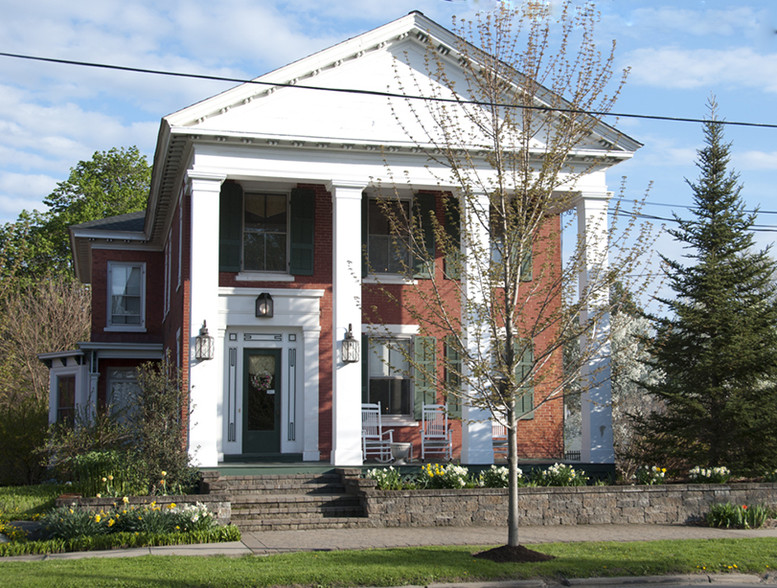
[362,334,369,403]
[520,249,532,282]
[444,335,462,418]
[219,181,243,272]
[362,196,369,278]
[444,196,461,280]
[413,335,436,419]
[514,339,534,419]
[413,193,436,279]
[289,188,315,276]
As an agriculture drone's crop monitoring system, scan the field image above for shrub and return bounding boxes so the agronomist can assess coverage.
[763,468,777,483]
[689,466,730,484]
[633,465,667,485]
[531,463,588,486]
[707,503,768,529]
[0,396,48,485]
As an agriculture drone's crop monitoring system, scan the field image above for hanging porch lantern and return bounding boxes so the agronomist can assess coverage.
[194,320,214,360]
[255,293,274,318]
[342,323,360,363]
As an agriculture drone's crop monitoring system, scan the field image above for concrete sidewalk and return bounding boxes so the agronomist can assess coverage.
[6,523,777,560]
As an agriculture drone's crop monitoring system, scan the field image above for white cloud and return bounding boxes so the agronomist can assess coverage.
[625,46,777,93]
[733,150,777,171]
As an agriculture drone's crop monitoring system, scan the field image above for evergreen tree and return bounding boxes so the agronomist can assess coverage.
[639,100,777,475]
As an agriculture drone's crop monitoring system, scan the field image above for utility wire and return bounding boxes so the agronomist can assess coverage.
[3,50,777,130]
[613,197,777,216]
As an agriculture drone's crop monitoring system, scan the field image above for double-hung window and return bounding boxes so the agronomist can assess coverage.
[107,262,146,329]
[243,193,288,272]
[56,375,76,425]
[367,199,411,274]
[219,181,315,276]
[367,338,412,415]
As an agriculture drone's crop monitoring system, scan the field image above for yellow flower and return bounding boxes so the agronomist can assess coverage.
[168,503,177,509]
[122,496,129,504]
[101,477,107,483]
[96,493,101,498]
[108,518,115,527]
[161,471,167,477]
[94,514,101,523]
[108,475,114,481]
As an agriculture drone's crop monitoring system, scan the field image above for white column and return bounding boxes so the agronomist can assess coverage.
[461,191,495,464]
[187,171,225,468]
[576,192,614,464]
[302,327,321,461]
[328,181,366,465]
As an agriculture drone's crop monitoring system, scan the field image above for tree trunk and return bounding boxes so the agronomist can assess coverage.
[507,397,519,547]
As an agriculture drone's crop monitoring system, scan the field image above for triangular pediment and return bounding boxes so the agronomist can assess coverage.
[164,11,640,155]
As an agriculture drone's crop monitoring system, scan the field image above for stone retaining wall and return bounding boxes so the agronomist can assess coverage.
[54,493,232,527]
[339,471,777,527]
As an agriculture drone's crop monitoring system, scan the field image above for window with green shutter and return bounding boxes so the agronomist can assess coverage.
[413,336,437,419]
[219,181,243,272]
[444,335,462,418]
[289,188,315,275]
[218,182,316,275]
[514,338,534,419]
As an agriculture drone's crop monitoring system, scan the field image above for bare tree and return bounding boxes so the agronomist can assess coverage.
[369,2,654,555]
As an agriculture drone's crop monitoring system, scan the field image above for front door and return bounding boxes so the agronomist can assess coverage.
[243,349,281,454]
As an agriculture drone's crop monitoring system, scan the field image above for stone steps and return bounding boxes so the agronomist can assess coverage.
[204,471,368,531]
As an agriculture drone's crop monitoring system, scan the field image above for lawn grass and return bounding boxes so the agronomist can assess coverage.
[0,538,775,587]
[0,484,67,519]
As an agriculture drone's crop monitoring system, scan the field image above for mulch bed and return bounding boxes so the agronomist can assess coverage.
[474,544,556,563]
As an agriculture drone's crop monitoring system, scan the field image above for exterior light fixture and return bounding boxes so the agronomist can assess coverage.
[255,293,274,318]
[194,320,214,361]
[342,323,360,363]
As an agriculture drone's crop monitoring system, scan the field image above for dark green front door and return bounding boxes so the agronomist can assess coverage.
[243,349,281,454]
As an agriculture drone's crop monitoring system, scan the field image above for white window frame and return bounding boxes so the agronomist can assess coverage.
[364,324,419,423]
[106,261,147,332]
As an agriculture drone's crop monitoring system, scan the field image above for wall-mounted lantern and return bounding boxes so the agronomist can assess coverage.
[255,293,274,318]
[194,320,214,361]
[342,323,360,363]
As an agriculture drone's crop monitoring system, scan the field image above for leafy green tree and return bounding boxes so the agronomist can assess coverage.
[638,100,777,475]
[0,146,150,280]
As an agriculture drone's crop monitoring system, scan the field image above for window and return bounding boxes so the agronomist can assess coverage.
[56,375,76,425]
[367,338,412,416]
[219,182,315,275]
[244,193,288,272]
[364,335,437,418]
[108,262,146,329]
[107,368,139,423]
[367,199,411,274]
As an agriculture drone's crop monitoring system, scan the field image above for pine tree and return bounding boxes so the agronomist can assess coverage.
[639,100,777,475]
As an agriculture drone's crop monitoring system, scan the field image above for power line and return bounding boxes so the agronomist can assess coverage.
[3,50,777,130]
[613,197,777,216]
[610,209,777,233]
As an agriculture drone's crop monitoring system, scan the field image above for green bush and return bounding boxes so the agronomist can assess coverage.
[706,502,768,529]
[0,396,48,485]
[763,468,777,483]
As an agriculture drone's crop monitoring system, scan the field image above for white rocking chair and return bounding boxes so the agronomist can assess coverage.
[419,403,452,461]
[361,402,393,462]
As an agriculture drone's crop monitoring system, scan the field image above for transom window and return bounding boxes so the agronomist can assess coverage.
[367,199,411,274]
[367,338,412,415]
[243,193,288,272]
[108,262,146,329]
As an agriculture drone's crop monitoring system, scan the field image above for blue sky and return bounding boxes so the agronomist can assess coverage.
[1,0,776,277]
